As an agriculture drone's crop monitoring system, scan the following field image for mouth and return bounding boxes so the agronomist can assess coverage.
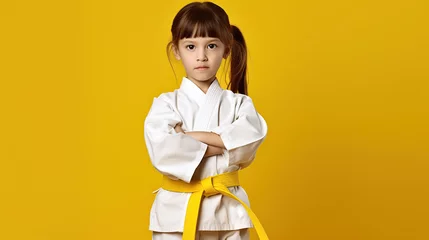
[195,66,209,70]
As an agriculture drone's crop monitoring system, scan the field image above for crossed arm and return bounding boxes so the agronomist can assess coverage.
[174,124,225,158]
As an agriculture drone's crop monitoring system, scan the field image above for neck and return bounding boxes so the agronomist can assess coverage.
[187,76,216,94]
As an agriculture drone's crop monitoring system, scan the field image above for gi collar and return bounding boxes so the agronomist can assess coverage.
[179,77,223,107]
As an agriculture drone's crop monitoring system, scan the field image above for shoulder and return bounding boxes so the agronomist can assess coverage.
[152,89,180,106]
[145,90,182,123]
[156,89,178,101]
[222,89,256,107]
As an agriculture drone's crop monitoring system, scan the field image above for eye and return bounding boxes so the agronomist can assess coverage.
[208,44,217,49]
[186,45,195,50]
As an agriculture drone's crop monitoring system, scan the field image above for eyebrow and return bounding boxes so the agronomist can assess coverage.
[181,38,220,44]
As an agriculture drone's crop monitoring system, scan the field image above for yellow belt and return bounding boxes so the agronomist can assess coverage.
[161,171,269,239]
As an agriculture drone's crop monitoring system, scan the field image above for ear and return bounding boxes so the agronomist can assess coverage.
[223,47,231,59]
[172,45,181,60]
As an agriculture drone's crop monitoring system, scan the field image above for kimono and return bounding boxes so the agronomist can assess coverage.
[144,76,268,232]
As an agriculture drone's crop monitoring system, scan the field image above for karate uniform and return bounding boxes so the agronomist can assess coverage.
[144,77,268,238]
[153,228,249,240]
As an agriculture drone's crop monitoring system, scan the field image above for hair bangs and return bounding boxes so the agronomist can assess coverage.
[177,10,225,40]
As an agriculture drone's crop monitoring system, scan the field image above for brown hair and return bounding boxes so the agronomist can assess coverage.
[166,1,248,95]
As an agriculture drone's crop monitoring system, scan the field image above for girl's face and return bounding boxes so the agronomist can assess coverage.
[173,37,228,89]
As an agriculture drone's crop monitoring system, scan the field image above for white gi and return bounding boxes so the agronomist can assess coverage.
[144,77,268,237]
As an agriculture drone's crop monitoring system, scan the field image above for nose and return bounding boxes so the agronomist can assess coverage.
[197,48,208,62]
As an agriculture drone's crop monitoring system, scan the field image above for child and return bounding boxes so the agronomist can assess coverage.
[144,1,269,239]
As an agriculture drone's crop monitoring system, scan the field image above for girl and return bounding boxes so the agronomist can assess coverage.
[144,2,269,239]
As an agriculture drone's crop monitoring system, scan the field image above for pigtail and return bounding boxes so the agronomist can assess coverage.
[228,25,248,95]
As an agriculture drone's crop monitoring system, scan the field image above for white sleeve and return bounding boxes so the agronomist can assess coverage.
[211,96,268,168]
[144,97,208,183]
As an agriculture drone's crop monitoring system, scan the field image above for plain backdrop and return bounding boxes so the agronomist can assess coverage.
[1,0,428,239]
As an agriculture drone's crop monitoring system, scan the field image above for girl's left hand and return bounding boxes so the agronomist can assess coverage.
[174,123,185,133]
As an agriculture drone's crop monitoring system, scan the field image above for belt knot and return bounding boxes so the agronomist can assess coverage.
[159,171,269,239]
[201,176,219,197]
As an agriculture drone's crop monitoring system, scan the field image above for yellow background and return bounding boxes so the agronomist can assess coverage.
[1,0,428,239]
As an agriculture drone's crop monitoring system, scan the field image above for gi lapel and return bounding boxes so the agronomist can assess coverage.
[193,79,223,131]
